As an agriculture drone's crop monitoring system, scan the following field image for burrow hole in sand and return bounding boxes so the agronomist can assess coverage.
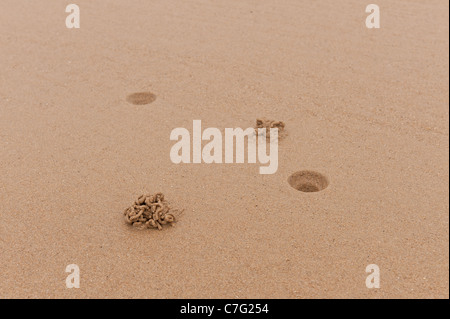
[126,92,156,105]
[288,170,329,193]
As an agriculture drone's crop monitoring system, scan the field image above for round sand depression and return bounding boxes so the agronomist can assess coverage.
[288,170,329,193]
[126,92,156,105]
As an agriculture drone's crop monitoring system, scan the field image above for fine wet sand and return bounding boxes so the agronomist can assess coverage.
[0,0,448,298]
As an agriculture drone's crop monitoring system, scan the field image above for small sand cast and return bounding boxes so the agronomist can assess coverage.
[255,118,286,140]
[124,193,182,230]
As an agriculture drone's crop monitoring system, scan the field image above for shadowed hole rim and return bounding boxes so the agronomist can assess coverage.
[288,170,329,193]
[126,92,157,105]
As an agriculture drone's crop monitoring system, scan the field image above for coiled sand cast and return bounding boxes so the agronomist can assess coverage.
[124,193,182,230]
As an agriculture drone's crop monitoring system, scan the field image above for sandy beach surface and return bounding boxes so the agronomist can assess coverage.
[0,0,448,298]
